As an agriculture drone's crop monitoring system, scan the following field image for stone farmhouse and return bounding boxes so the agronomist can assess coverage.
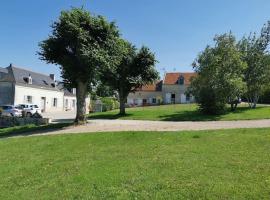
[127,72,196,106]
[0,64,90,113]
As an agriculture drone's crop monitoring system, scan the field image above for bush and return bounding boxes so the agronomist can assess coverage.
[259,88,270,104]
[101,97,119,112]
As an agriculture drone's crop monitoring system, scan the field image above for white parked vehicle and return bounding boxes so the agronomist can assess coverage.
[0,105,23,117]
[18,104,42,117]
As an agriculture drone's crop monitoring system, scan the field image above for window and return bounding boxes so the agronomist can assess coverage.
[30,105,39,108]
[65,99,68,107]
[178,75,184,85]
[26,96,32,103]
[53,98,58,107]
[72,100,76,108]
[143,99,147,104]
[152,98,156,104]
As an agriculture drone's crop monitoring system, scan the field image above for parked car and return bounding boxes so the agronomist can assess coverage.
[18,104,42,117]
[0,105,23,117]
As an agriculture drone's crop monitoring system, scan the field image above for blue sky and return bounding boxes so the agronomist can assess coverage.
[0,0,270,79]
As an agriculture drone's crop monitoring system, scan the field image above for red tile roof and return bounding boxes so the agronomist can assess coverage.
[164,72,196,85]
[137,80,163,92]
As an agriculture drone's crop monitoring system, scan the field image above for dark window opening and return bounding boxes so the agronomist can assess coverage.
[186,94,191,101]
[178,76,184,85]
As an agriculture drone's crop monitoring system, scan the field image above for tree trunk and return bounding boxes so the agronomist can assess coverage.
[251,93,259,109]
[119,88,126,115]
[230,102,238,111]
[75,81,87,125]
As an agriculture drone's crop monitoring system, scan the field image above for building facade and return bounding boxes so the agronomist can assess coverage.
[0,64,90,113]
[127,72,196,106]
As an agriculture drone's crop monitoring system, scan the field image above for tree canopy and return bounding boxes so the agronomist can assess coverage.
[238,21,270,108]
[38,8,121,123]
[101,39,159,114]
[189,33,247,114]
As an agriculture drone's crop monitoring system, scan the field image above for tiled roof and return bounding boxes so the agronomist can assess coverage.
[164,72,196,85]
[9,65,60,91]
[0,67,8,73]
[137,80,163,92]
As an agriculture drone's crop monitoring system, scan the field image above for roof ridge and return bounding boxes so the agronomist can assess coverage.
[10,65,52,78]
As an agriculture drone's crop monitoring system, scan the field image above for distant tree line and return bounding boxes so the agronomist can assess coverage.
[188,22,270,114]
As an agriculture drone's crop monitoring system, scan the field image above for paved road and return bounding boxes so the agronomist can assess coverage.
[42,111,76,123]
[28,119,270,136]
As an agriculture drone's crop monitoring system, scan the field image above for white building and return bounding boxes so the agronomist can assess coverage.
[127,72,196,106]
[0,64,90,113]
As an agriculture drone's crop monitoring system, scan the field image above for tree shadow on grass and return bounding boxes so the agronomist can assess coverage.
[88,113,133,120]
[159,110,222,121]
[159,106,261,121]
[0,123,72,138]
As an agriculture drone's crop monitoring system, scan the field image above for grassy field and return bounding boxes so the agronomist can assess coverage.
[89,103,270,121]
[0,123,70,137]
[1,129,270,199]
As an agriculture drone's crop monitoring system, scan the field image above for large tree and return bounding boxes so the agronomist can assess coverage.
[38,8,120,124]
[238,21,270,108]
[189,33,246,114]
[101,39,159,115]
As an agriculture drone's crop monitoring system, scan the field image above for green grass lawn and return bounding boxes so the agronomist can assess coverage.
[89,103,270,121]
[0,123,71,137]
[1,129,270,199]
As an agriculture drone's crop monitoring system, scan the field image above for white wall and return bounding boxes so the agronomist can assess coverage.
[64,96,76,111]
[14,85,64,112]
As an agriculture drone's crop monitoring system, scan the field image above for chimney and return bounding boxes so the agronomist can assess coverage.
[72,88,76,95]
[49,74,55,81]
[9,63,13,67]
[28,74,32,84]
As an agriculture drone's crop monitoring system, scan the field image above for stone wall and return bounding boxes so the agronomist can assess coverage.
[0,116,50,128]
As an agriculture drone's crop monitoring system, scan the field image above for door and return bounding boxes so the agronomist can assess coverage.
[171,94,176,104]
[40,97,46,112]
[180,94,186,103]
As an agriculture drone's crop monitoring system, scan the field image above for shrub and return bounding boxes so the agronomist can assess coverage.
[101,97,119,112]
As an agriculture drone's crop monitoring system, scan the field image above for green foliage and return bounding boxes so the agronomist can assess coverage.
[91,82,116,98]
[1,129,270,199]
[100,39,159,114]
[38,8,120,88]
[101,97,119,112]
[38,8,121,123]
[190,33,246,114]
[238,21,270,108]
[259,86,270,103]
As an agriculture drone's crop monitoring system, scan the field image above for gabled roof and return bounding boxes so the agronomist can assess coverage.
[137,80,163,92]
[0,67,8,73]
[8,65,60,91]
[164,72,196,85]
[57,82,76,97]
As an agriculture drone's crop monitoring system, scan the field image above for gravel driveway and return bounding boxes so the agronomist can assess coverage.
[30,119,270,136]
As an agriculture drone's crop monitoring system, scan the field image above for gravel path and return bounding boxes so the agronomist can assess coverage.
[28,119,270,136]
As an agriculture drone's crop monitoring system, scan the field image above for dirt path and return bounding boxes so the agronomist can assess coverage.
[27,119,270,136]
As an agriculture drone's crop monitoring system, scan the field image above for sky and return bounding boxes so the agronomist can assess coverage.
[1,0,270,79]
